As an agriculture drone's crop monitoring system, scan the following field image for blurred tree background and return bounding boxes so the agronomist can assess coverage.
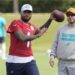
[0,0,75,13]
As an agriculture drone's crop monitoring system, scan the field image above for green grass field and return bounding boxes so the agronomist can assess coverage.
[0,13,68,75]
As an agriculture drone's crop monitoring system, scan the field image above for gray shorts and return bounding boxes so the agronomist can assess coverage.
[58,60,75,75]
[0,37,5,43]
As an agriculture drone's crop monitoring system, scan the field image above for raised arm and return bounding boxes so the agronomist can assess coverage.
[14,12,56,42]
[34,13,56,36]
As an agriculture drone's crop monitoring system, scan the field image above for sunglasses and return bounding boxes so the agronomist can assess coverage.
[67,13,75,17]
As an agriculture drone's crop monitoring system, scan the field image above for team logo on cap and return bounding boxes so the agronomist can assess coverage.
[24,5,30,9]
[68,8,72,11]
[21,4,32,12]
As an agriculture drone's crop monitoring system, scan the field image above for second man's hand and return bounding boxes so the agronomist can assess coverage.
[49,58,55,68]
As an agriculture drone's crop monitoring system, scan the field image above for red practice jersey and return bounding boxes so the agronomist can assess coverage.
[7,20,37,57]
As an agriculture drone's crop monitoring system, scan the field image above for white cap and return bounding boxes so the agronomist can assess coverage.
[21,4,33,12]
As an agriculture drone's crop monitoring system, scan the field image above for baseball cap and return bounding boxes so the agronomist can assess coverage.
[66,8,75,14]
[21,4,33,12]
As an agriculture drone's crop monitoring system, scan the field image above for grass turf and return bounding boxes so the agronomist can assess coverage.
[0,13,67,75]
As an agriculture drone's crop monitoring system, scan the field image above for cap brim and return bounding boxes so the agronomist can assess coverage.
[23,10,32,12]
[65,8,75,14]
[66,11,75,14]
[21,9,32,12]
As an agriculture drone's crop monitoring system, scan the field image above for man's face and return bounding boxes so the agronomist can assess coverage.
[21,11,32,22]
[67,13,75,24]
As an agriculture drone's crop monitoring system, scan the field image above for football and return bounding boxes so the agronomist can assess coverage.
[46,49,51,57]
[52,9,64,22]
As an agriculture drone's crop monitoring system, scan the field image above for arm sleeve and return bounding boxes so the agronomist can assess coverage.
[7,20,22,33]
[50,29,60,58]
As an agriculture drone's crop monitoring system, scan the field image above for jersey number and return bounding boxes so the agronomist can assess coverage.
[27,32,30,48]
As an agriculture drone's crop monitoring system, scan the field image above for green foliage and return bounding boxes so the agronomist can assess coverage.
[0,0,13,12]
[0,0,75,12]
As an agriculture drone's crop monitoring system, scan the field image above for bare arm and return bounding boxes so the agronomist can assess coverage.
[3,24,8,31]
[14,30,40,42]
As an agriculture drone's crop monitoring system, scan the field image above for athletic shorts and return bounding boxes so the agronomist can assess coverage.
[6,60,39,75]
[0,37,5,43]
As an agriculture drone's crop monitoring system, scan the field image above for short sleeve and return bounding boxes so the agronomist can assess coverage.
[7,20,22,33]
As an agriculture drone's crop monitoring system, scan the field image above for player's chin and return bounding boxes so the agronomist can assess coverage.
[24,18,30,22]
[25,17,31,21]
[69,21,75,24]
